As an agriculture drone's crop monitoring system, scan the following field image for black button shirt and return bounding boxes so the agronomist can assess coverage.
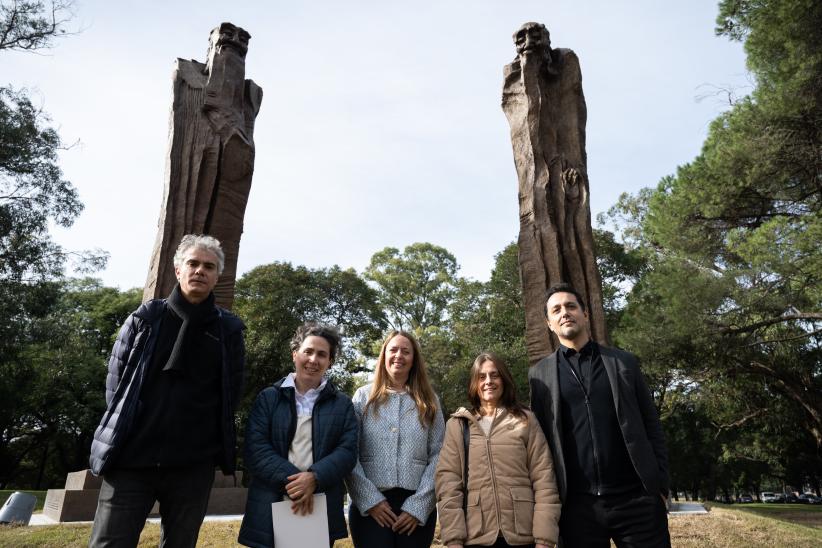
[558,341,642,496]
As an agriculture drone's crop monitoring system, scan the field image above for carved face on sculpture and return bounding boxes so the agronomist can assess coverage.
[514,22,551,58]
[207,22,250,60]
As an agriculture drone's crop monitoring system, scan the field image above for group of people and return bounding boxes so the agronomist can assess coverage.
[86,234,671,548]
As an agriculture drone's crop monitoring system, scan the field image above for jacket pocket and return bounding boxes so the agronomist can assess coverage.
[511,486,535,536]
[466,490,483,539]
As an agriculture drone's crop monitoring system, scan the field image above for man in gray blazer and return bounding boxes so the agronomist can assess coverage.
[529,283,670,547]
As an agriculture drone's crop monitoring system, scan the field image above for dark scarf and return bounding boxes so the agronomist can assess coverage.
[163,283,218,373]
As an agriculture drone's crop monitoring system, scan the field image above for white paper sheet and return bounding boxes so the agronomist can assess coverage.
[270,493,329,548]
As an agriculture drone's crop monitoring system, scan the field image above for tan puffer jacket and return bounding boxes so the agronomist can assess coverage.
[435,407,560,547]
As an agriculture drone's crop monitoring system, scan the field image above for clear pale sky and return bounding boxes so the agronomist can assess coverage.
[2,0,748,289]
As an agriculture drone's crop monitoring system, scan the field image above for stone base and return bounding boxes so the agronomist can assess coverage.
[44,469,247,522]
[149,487,248,516]
[207,486,247,514]
[64,469,102,491]
[43,489,100,522]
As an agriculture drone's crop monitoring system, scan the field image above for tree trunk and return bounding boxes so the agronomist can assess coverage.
[144,23,263,310]
[35,439,49,490]
[501,23,606,365]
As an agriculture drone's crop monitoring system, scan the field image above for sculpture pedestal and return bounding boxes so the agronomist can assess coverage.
[43,470,101,522]
[43,469,247,522]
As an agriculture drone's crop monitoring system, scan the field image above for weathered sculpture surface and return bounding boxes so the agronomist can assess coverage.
[501,22,606,364]
[144,22,263,309]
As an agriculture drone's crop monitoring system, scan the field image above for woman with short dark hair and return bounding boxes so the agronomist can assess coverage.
[239,322,357,548]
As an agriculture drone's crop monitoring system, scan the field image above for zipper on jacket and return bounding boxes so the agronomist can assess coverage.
[567,366,603,496]
[482,420,503,531]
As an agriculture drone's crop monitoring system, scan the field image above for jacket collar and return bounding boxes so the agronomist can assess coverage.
[552,345,621,413]
[451,406,509,428]
[546,352,561,431]
[600,348,620,412]
[274,375,337,399]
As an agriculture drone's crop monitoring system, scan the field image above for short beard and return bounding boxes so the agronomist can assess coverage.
[559,324,582,340]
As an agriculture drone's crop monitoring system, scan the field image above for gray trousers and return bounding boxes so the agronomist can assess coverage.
[88,463,215,548]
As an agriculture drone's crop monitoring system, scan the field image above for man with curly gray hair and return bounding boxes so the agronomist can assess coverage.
[89,234,246,548]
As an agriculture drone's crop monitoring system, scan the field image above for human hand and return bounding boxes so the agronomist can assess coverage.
[285,472,317,500]
[366,500,397,528]
[285,472,316,515]
[290,493,314,515]
[391,511,419,535]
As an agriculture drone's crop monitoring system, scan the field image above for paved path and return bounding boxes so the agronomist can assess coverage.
[28,501,706,527]
[28,513,243,527]
[669,501,708,515]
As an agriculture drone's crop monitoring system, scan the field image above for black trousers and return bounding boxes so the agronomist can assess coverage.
[558,491,671,548]
[349,488,436,548]
[88,463,215,548]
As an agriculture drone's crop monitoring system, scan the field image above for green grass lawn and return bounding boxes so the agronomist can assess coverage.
[717,502,822,528]
[1,502,820,547]
[0,490,47,512]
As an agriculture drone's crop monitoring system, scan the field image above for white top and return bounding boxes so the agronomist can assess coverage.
[282,372,327,417]
[288,415,314,472]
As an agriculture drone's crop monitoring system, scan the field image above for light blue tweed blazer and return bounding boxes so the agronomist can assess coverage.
[345,383,445,523]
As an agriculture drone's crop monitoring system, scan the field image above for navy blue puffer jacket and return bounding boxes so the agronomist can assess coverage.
[238,378,358,547]
[88,299,245,476]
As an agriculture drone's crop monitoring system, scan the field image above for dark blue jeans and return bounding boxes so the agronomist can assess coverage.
[349,488,436,548]
[88,463,215,548]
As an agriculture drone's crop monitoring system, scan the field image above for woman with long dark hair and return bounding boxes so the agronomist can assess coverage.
[435,352,560,548]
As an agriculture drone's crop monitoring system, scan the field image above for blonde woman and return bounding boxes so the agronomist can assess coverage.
[346,330,445,547]
[435,353,560,548]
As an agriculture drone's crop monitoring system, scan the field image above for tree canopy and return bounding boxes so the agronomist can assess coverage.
[0,1,76,52]
[0,279,140,489]
[234,262,386,405]
[365,242,459,330]
[601,0,822,496]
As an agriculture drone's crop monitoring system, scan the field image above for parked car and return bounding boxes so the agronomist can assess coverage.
[783,492,799,503]
[761,492,779,503]
[737,493,754,503]
[798,493,821,504]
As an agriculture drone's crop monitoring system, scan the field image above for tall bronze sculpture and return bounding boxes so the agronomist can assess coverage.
[501,22,606,364]
[144,22,263,309]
